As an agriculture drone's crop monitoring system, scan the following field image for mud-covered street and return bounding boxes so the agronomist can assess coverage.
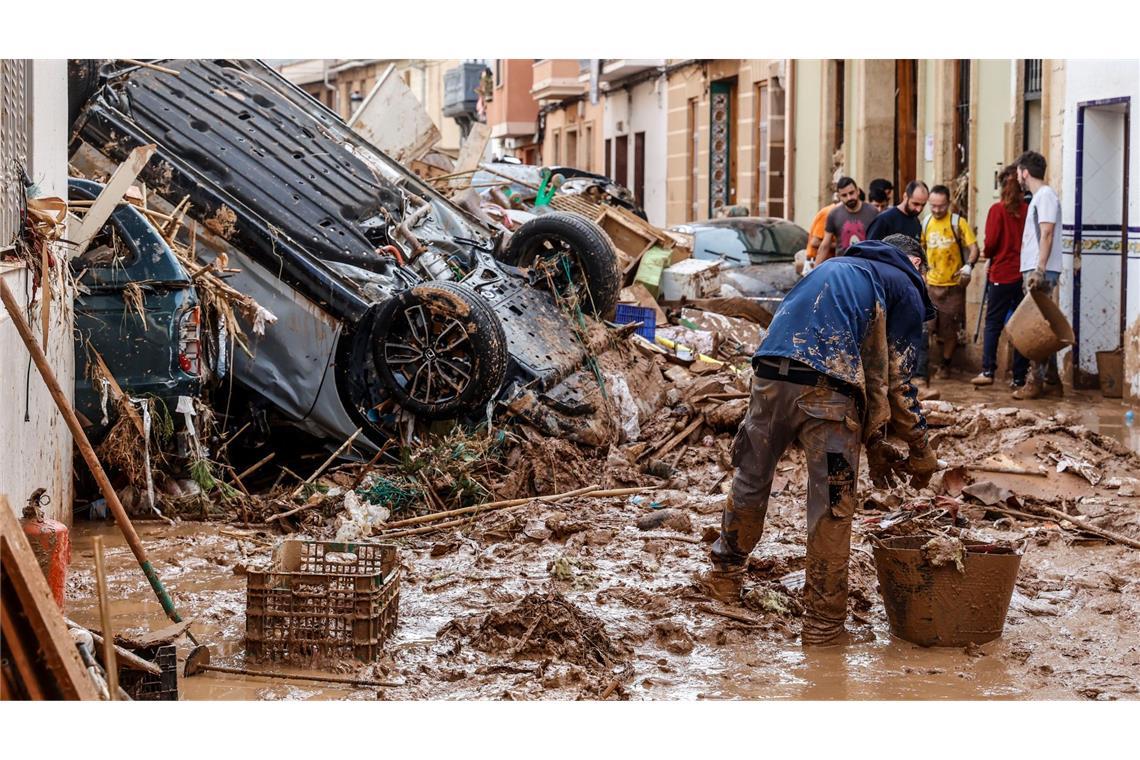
[61,379,1140,701]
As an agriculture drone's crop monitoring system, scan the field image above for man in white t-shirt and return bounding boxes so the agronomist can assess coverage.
[1011,150,1063,400]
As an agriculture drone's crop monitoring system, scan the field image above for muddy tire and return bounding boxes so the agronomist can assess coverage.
[501,212,621,317]
[373,281,508,420]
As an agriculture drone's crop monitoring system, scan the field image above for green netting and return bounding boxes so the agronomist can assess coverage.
[356,477,420,514]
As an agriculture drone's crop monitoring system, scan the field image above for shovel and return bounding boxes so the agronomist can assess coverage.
[184,647,404,689]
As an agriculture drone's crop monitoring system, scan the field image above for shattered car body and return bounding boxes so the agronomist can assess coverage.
[669,217,808,300]
[70,59,621,448]
[69,177,204,440]
[472,162,646,219]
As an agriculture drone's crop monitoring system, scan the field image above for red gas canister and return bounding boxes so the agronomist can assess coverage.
[21,489,70,610]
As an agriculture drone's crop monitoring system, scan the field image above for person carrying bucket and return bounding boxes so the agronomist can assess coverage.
[1011,150,1064,400]
[696,234,938,646]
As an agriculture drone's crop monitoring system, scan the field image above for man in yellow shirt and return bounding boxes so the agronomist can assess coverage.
[921,184,980,379]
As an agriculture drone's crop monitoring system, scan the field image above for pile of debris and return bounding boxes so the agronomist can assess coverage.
[440,590,630,670]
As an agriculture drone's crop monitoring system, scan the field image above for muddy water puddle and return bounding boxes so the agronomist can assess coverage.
[938,377,1140,454]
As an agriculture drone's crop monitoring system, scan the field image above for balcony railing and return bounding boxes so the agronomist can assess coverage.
[531,59,587,101]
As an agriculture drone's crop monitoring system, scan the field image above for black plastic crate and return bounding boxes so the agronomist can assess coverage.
[119,643,178,701]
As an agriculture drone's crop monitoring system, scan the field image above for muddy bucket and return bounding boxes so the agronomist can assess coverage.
[1005,290,1074,362]
[1096,348,1124,398]
[871,536,1024,647]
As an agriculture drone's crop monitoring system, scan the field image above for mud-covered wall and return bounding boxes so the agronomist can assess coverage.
[1,60,73,522]
[1058,60,1140,392]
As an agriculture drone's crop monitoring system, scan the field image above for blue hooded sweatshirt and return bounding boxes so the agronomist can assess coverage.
[755,239,935,440]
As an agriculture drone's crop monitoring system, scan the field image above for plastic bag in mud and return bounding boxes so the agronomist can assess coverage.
[606,373,640,443]
[334,491,391,542]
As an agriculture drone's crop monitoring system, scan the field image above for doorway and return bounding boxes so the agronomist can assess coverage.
[709,78,738,216]
[615,134,629,187]
[1071,97,1132,389]
[894,60,918,194]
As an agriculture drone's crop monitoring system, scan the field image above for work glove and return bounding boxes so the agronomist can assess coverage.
[903,439,940,490]
[866,437,906,489]
[956,263,972,285]
[1026,268,1047,292]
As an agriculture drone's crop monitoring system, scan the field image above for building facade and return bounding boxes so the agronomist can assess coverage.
[278,59,468,154]
[1,59,73,521]
[665,59,788,226]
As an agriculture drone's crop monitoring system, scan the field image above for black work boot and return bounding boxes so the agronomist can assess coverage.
[693,566,745,604]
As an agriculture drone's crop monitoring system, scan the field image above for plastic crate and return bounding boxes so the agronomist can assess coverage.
[614,304,656,341]
[119,643,178,701]
[245,540,400,665]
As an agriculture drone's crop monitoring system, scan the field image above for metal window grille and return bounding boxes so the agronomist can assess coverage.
[1,59,31,246]
[1022,59,1043,151]
[1024,59,1043,99]
[954,60,971,179]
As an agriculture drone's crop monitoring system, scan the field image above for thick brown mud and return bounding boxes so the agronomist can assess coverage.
[66,376,1140,703]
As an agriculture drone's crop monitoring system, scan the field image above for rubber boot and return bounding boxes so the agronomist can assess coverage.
[693,566,745,604]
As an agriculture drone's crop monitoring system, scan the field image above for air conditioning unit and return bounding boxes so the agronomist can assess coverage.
[443,63,486,119]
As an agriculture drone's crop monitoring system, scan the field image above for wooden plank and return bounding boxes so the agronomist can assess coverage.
[0,496,99,700]
[90,349,146,437]
[72,145,156,256]
[0,604,46,700]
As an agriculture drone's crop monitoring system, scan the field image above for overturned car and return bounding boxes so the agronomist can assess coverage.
[70,59,624,448]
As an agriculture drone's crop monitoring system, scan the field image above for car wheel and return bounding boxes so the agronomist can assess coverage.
[501,212,621,317]
[373,281,507,420]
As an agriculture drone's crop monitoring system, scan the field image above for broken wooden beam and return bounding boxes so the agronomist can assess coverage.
[72,145,156,256]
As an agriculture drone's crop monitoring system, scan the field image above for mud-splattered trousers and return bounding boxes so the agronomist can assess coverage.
[711,370,863,645]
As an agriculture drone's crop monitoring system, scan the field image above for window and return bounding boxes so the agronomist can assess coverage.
[494,59,502,88]
[757,82,769,215]
[0,59,31,244]
[954,60,971,178]
[951,60,972,216]
[604,137,612,178]
[552,128,561,165]
[834,60,846,154]
[1023,59,1043,152]
[754,81,786,218]
[633,131,645,206]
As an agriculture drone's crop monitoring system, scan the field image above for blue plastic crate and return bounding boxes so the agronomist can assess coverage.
[614,304,657,341]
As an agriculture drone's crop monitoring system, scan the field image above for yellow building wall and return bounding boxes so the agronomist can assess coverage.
[792,59,824,230]
[664,59,783,226]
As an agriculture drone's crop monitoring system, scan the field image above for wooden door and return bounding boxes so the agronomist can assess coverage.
[894,59,917,193]
[615,134,629,187]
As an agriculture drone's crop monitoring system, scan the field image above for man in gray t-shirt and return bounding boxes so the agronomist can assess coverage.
[818,177,879,261]
[1020,167,1063,279]
[1012,150,1063,400]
